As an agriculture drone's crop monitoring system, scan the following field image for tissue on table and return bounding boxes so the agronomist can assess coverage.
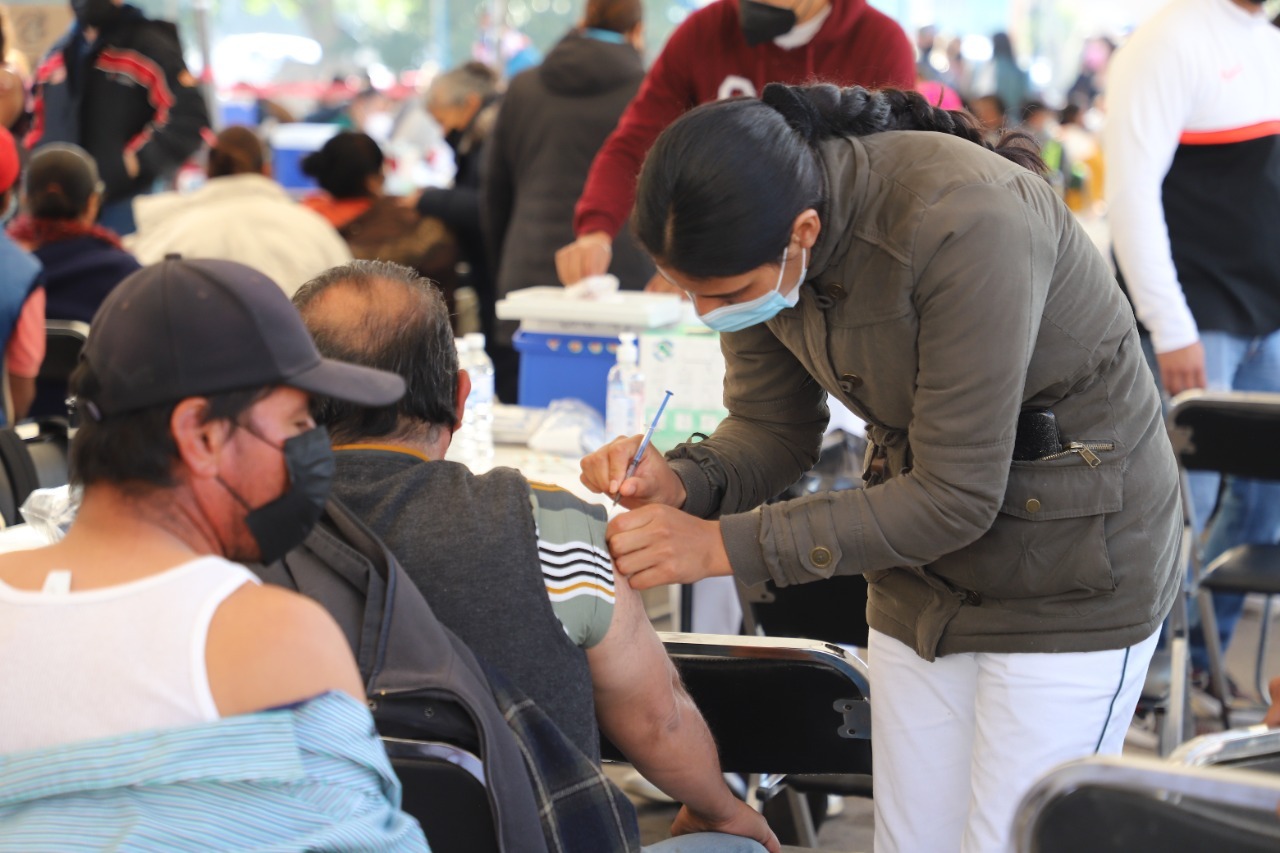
[563,274,621,300]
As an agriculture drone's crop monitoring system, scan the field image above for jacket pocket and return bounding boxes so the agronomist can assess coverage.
[927,461,1124,601]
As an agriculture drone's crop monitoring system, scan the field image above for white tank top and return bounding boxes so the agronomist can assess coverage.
[0,556,259,754]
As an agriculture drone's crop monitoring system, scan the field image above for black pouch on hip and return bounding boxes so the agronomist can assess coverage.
[1012,409,1063,461]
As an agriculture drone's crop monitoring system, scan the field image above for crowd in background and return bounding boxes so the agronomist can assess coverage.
[0,0,1140,420]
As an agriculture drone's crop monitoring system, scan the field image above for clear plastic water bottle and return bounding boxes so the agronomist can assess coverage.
[605,333,646,439]
[462,332,495,467]
[453,336,475,464]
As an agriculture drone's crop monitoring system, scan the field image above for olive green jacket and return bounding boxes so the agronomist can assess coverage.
[668,130,1182,660]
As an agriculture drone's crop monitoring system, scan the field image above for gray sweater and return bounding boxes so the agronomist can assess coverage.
[332,450,601,759]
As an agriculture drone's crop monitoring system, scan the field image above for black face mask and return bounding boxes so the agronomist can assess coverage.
[740,0,797,47]
[72,0,120,29]
[444,128,465,151]
[219,425,335,565]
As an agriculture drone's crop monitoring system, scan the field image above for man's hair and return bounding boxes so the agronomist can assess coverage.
[293,260,458,445]
[427,61,501,108]
[69,361,268,490]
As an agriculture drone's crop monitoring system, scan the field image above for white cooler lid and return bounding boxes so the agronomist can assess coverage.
[497,287,684,331]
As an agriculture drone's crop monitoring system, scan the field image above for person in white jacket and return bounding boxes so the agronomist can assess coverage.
[128,127,352,296]
[1105,0,1280,679]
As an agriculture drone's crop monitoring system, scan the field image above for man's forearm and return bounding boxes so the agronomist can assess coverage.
[599,674,740,819]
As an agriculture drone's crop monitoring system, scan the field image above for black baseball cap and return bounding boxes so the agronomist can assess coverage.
[81,257,406,418]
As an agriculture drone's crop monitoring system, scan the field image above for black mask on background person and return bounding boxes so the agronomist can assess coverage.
[72,0,119,29]
[219,426,335,565]
[740,0,797,46]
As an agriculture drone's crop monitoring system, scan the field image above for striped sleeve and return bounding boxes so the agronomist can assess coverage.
[527,483,616,649]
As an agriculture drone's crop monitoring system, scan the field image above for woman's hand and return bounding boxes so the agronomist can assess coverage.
[580,435,686,509]
[671,803,781,853]
[606,505,731,589]
[555,231,613,285]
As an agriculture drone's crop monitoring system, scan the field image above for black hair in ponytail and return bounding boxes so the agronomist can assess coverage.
[301,131,384,200]
[634,83,1048,278]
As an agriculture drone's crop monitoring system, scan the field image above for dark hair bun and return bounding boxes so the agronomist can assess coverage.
[300,148,328,179]
[761,82,822,143]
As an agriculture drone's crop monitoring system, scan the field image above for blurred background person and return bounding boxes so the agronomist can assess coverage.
[129,126,351,296]
[0,126,46,425]
[26,0,210,236]
[484,0,651,402]
[916,72,963,111]
[300,130,460,317]
[971,93,1007,141]
[555,0,915,290]
[0,6,27,137]
[417,61,502,355]
[1018,100,1068,193]
[915,24,940,81]
[978,31,1033,117]
[1106,0,1280,693]
[1066,35,1115,110]
[942,36,975,102]
[9,143,139,325]
[9,143,139,419]
[1057,103,1104,214]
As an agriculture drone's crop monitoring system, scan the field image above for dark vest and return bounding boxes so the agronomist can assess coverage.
[332,450,601,761]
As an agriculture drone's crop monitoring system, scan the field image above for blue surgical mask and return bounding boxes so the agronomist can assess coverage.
[697,246,807,333]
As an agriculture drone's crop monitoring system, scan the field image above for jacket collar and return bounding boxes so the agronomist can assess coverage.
[807,136,870,280]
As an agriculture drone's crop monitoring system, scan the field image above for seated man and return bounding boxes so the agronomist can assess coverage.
[295,260,778,852]
[0,258,423,851]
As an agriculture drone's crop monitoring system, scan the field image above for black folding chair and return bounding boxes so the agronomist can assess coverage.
[1013,755,1280,853]
[603,632,872,848]
[31,319,90,422]
[1173,725,1280,775]
[382,738,499,853]
[1167,391,1280,726]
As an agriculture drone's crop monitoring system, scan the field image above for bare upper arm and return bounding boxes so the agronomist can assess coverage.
[205,583,366,717]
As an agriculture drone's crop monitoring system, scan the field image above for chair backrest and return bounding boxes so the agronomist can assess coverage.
[1167,391,1280,480]
[1172,727,1280,775]
[1014,755,1280,853]
[0,421,71,526]
[741,575,871,648]
[381,738,499,853]
[33,320,91,422]
[602,632,872,776]
[744,429,872,647]
[0,445,17,527]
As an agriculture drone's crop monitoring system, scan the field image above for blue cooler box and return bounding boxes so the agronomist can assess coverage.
[268,123,340,193]
[514,329,619,416]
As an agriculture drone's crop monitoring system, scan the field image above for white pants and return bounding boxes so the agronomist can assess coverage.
[869,627,1159,853]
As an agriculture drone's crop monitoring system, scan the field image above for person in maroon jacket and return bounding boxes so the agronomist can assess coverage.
[555,0,914,290]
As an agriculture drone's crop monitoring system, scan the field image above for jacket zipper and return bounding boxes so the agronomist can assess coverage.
[1037,441,1116,468]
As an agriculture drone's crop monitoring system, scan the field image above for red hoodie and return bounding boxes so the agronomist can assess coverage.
[573,0,914,239]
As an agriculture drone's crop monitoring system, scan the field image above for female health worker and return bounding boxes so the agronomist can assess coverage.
[580,84,1182,852]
